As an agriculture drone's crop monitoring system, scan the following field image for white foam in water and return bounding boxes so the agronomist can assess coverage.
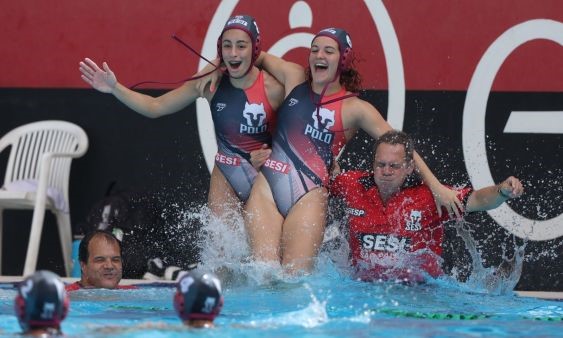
[183,201,530,297]
[243,283,329,329]
[186,205,295,285]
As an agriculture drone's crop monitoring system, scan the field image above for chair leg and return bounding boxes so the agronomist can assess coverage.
[23,205,47,276]
[55,211,72,277]
[0,209,3,275]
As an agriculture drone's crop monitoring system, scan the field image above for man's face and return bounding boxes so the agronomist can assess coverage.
[80,236,122,289]
[373,143,414,195]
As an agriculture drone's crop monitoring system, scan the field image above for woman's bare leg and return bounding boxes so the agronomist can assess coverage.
[281,188,328,274]
[208,165,242,221]
[244,174,284,263]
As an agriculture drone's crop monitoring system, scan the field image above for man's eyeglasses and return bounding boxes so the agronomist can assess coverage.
[374,161,407,170]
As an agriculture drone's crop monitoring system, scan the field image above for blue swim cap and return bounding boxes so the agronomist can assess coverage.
[14,270,69,331]
[173,271,223,321]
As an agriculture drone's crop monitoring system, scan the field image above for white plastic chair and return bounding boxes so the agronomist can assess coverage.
[0,121,88,276]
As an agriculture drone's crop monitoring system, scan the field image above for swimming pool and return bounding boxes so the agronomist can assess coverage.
[1,216,561,337]
[1,261,562,337]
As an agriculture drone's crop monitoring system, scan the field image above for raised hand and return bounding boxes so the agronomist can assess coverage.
[195,63,223,96]
[79,58,117,93]
[432,184,464,218]
[497,176,524,199]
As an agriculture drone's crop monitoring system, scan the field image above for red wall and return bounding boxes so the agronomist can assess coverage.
[2,0,562,91]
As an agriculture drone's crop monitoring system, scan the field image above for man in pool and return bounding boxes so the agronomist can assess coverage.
[331,130,524,282]
[66,230,136,291]
[15,270,69,336]
[173,270,223,328]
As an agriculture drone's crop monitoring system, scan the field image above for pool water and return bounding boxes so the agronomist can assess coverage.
[0,215,561,337]
[0,261,562,337]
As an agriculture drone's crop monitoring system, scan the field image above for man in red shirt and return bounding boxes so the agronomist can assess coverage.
[331,130,524,282]
[66,230,136,291]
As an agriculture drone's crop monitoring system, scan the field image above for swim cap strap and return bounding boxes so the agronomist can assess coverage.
[129,34,222,89]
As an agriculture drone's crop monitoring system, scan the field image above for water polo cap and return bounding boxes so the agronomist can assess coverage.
[313,27,353,73]
[173,271,224,321]
[217,15,261,76]
[14,270,69,331]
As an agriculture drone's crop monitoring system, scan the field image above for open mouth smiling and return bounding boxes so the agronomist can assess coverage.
[228,61,242,70]
[314,62,328,71]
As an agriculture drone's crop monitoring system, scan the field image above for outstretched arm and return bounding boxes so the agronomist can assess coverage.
[79,58,202,118]
[466,176,524,212]
[346,99,463,217]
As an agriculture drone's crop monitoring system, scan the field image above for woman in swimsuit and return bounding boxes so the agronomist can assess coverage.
[243,28,462,274]
[79,15,284,224]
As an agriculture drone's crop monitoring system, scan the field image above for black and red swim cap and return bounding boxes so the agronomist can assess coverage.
[217,15,261,69]
[14,270,69,331]
[173,271,223,322]
[313,28,354,72]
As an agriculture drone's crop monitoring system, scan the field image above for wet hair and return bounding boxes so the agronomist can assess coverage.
[173,271,223,322]
[78,230,122,264]
[307,27,362,92]
[14,270,69,331]
[217,14,261,76]
[373,130,415,163]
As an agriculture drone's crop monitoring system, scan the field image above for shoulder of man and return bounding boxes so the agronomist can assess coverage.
[331,170,371,196]
[65,281,82,292]
[65,281,139,292]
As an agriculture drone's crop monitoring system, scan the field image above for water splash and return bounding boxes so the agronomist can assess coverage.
[452,220,526,295]
[241,283,329,328]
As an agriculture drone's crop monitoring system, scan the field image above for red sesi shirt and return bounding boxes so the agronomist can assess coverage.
[65,281,138,291]
[331,171,472,282]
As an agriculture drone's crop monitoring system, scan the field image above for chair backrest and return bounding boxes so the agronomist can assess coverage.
[0,120,89,206]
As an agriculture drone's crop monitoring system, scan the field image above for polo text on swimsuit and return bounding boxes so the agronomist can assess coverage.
[264,158,291,174]
[305,107,335,144]
[240,124,267,134]
[360,233,412,252]
[241,102,267,134]
[304,124,333,144]
[215,153,241,166]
